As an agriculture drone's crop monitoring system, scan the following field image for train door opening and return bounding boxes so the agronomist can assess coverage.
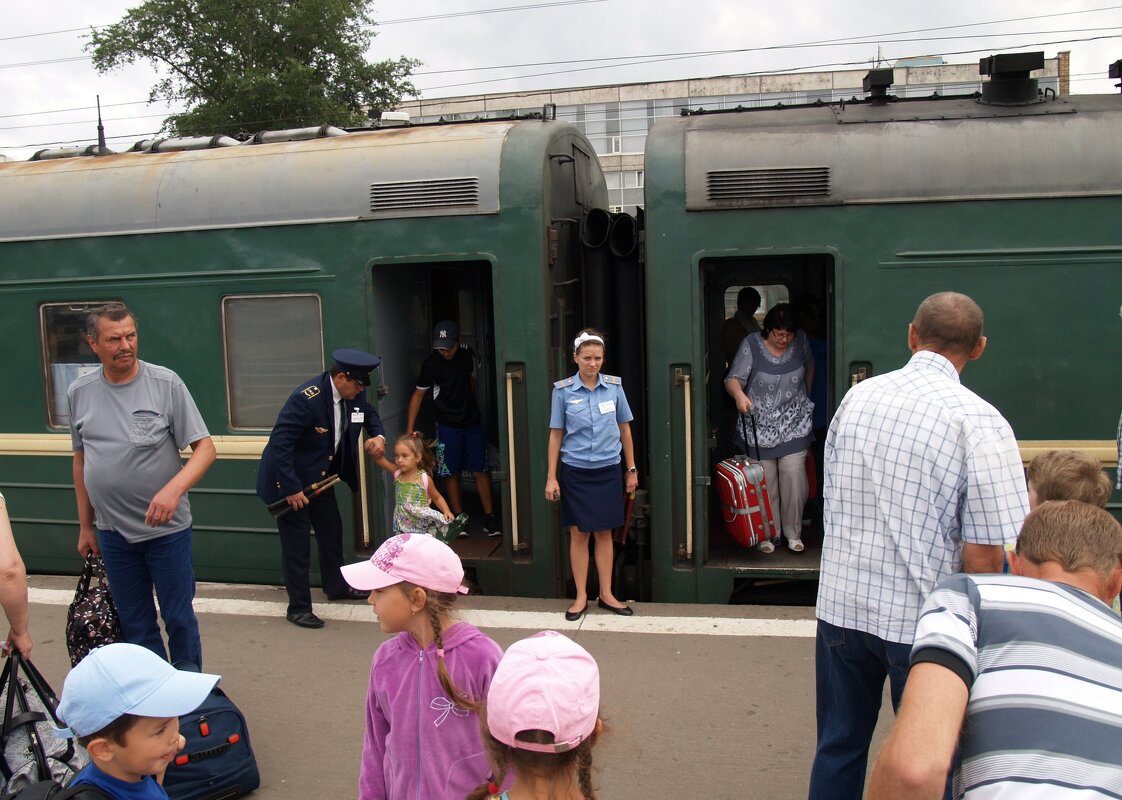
[699,254,834,577]
[369,261,500,565]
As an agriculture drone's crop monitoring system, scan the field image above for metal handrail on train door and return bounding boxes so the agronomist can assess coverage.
[505,367,525,551]
[675,369,694,559]
[358,431,371,547]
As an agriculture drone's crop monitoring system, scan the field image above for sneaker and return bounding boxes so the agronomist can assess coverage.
[446,513,470,539]
[483,514,502,538]
[787,538,805,553]
[757,540,775,554]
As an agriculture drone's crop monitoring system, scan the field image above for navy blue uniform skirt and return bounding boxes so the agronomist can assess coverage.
[559,462,624,531]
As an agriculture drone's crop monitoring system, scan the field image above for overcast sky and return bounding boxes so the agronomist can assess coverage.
[2,0,1119,160]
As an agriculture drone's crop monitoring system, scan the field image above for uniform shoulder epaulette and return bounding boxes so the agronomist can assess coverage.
[300,384,321,399]
[553,377,575,389]
[602,374,621,385]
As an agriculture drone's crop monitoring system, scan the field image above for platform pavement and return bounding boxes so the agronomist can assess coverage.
[24,575,896,799]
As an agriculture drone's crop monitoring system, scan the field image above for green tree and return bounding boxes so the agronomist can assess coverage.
[88,0,419,137]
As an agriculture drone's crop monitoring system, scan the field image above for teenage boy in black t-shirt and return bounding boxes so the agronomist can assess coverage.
[406,321,500,537]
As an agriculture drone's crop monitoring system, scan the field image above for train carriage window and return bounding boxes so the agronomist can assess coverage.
[40,302,109,429]
[222,294,324,429]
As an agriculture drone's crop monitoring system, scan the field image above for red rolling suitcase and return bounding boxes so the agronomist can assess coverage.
[716,413,777,549]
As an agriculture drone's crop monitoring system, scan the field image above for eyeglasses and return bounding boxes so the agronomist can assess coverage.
[769,330,795,340]
[347,375,369,388]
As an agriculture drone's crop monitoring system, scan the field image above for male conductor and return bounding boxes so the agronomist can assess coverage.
[257,349,386,629]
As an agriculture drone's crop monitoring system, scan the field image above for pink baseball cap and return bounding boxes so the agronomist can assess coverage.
[341,533,468,594]
[486,631,600,753]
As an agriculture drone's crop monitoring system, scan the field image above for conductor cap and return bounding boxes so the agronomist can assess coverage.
[332,348,381,387]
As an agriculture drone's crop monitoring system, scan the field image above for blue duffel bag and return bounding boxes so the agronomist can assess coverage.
[163,687,259,800]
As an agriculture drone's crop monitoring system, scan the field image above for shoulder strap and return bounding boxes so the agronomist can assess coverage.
[56,786,114,800]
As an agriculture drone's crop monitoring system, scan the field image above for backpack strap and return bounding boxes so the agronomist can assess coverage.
[56,785,114,800]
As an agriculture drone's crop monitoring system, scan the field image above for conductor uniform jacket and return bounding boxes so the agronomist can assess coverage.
[256,371,386,504]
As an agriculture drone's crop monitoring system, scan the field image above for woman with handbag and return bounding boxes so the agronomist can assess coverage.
[0,492,31,657]
[725,303,815,554]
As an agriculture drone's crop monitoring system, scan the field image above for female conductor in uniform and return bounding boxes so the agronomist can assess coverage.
[545,329,639,621]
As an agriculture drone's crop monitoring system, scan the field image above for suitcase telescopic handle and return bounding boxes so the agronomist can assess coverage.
[739,409,762,462]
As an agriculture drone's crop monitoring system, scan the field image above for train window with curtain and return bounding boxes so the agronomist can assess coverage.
[222,294,324,429]
[40,302,111,429]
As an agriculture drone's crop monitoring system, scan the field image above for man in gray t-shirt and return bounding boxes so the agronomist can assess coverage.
[69,302,214,667]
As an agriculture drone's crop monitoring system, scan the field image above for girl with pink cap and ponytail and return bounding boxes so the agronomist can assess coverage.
[342,533,501,800]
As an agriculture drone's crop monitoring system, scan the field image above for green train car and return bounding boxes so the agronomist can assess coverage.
[643,57,1122,602]
[0,117,608,597]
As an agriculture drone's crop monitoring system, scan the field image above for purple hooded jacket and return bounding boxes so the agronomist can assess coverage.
[360,622,502,800]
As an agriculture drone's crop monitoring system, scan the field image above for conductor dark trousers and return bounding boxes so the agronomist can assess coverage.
[277,484,351,615]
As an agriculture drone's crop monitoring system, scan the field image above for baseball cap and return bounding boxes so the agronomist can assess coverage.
[342,533,468,595]
[486,630,600,753]
[331,348,381,387]
[432,321,459,350]
[56,643,220,739]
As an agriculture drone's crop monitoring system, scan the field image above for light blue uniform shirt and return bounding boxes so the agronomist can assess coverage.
[549,373,634,469]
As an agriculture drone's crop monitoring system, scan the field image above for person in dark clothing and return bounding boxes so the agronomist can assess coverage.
[257,349,387,629]
[406,321,500,538]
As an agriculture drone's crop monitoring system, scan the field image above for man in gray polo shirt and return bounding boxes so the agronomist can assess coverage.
[69,302,215,668]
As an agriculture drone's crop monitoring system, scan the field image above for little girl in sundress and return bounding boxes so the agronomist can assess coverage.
[376,433,467,540]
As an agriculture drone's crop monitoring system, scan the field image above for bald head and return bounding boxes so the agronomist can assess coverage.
[911,292,984,357]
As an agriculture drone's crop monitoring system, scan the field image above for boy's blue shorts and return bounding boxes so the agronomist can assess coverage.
[437,423,486,474]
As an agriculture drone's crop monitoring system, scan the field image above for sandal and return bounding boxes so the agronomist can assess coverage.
[787,538,805,553]
[757,540,775,554]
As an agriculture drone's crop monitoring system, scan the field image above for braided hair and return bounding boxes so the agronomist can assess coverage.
[398,582,479,712]
[467,712,601,800]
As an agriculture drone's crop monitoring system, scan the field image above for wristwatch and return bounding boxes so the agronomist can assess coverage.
[625,467,638,474]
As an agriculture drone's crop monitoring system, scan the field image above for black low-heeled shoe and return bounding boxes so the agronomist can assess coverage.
[564,602,589,622]
[597,599,634,617]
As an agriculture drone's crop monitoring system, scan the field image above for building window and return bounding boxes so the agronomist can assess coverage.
[222,294,324,429]
[40,302,110,429]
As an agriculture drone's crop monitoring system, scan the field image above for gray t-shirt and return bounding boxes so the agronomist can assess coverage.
[68,361,210,543]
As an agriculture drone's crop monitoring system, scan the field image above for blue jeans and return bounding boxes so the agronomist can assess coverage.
[807,619,911,800]
[97,527,202,669]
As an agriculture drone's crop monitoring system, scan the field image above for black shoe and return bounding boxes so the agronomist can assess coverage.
[326,588,369,601]
[446,513,470,539]
[483,514,502,538]
[597,599,634,617]
[286,611,324,629]
[564,602,589,622]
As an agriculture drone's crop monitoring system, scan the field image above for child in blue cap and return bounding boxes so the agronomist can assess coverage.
[57,643,220,799]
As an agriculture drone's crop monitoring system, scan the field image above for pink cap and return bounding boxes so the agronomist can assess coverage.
[486,631,600,753]
[341,533,468,594]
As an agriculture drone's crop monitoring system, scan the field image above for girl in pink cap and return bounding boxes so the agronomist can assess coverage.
[342,534,502,800]
[468,630,603,800]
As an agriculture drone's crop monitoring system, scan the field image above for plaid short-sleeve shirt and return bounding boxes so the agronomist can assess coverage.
[816,351,1028,643]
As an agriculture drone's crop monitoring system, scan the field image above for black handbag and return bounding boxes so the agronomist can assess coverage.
[65,555,124,668]
[0,653,86,797]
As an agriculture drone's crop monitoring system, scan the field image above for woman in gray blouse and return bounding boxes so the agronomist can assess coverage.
[724,303,815,553]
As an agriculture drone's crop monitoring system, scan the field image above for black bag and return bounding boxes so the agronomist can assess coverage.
[65,556,123,668]
[162,687,259,800]
[0,654,86,798]
[2,781,109,800]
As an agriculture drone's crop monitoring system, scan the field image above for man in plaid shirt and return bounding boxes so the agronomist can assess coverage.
[808,292,1028,800]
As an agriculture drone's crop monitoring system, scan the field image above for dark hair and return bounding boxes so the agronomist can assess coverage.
[760,303,798,337]
[467,709,600,800]
[394,433,438,476]
[573,327,606,355]
[77,712,142,748]
[736,287,761,315]
[86,302,135,341]
[911,292,983,356]
[397,583,479,713]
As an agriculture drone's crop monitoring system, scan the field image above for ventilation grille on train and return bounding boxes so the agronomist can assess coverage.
[369,177,480,212]
[706,167,830,202]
